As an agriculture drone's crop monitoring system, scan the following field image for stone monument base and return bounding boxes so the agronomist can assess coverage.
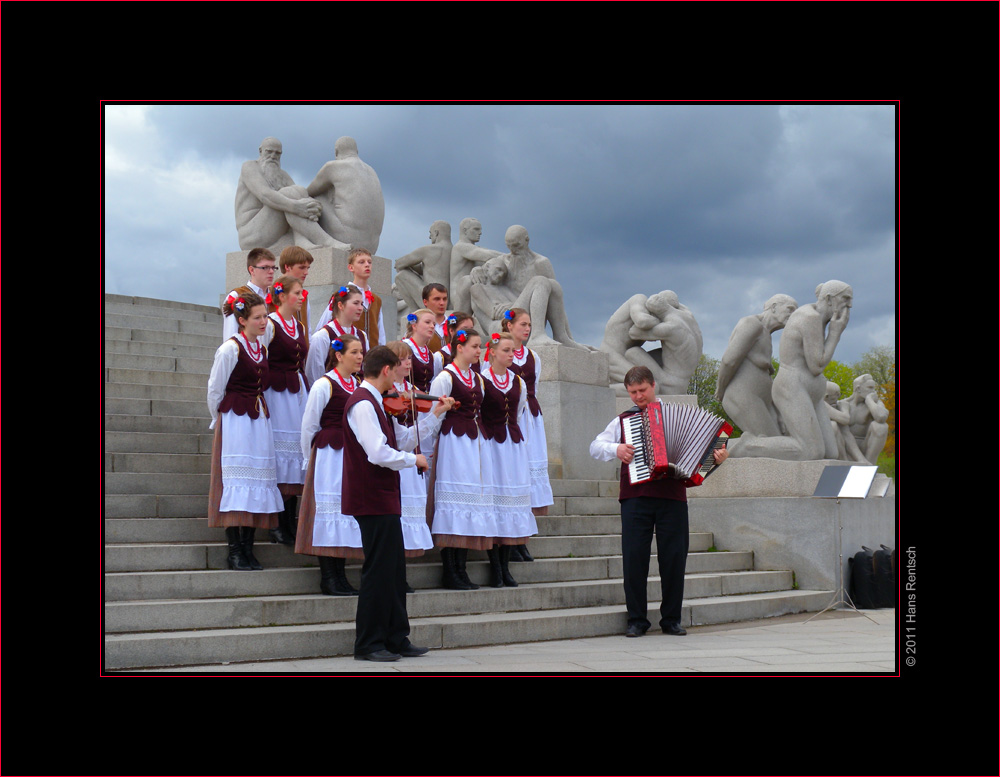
[534,345,617,481]
[687,457,895,592]
[224,247,396,339]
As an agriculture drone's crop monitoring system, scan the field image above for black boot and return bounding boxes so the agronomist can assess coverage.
[499,545,518,587]
[226,528,253,571]
[454,548,479,590]
[269,499,295,545]
[319,557,357,596]
[284,497,298,541]
[486,547,504,588]
[517,543,534,562]
[441,548,472,590]
[241,527,263,570]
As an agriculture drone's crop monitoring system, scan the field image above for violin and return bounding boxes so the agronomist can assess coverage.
[382,390,459,417]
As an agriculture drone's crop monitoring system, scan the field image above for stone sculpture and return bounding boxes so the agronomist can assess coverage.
[715,294,798,436]
[823,380,852,460]
[600,291,702,395]
[842,374,890,465]
[306,136,385,255]
[393,221,453,314]
[235,137,341,252]
[469,225,585,348]
[730,280,853,461]
[450,218,502,315]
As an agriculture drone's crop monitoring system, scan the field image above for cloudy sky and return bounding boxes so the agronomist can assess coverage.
[103,103,896,365]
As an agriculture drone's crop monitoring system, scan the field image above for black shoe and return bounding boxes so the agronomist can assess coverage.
[517,543,534,562]
[268,526,294,545]
[392,642,430,658]
[403,580,415,594]
[625,623,647,638]
[508,545,526,562]
[661,623,687,636]
[354,649,401,662]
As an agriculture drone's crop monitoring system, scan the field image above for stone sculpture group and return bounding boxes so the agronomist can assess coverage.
[234,137,883,464]
[236,136,385,255]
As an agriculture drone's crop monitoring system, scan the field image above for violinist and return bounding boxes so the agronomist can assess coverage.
[344,346,452,661]
[385,340,437,589]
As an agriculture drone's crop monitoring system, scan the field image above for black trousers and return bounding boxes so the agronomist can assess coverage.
[620,497,689,630]
[353,513,411,656]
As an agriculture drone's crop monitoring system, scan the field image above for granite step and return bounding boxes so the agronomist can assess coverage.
[103,588,833,670]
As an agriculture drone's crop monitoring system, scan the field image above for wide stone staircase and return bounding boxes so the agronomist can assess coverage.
[103,294,832,670]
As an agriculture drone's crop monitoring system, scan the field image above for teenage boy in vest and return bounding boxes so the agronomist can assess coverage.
[314,248,385,345]
[589,366,729,638]
[343,346,454,661]
[277,246,314,330]
[421,282,450,352]
[223,247,277,341]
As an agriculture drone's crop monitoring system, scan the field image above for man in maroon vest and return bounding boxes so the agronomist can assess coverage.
[343,346,453,661]
[590,366,728,638]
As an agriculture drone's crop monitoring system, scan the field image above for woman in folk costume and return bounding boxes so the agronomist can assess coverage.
[306,286,369,386]
[260,275,310,545]
[433,311,474,376]
[402,308,438,392]
[386,340,438,592]
[480,332,538,587]
[427,328,494,590]
[207,291,283,571]
[500,308,555,560]
[295,334,365,595]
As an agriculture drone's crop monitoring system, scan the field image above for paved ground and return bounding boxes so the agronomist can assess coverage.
[140,608,896,674]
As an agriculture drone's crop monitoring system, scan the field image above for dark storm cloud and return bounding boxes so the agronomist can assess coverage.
[104,103,895,364]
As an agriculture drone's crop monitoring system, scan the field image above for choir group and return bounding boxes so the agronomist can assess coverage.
[207,246,554,594]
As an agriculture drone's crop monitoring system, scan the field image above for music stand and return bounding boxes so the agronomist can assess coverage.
[804,465,878,624]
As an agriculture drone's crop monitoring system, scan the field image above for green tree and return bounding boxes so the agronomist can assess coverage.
[851,344,896,393]
[686,354,741,435]
[822,360,855,401]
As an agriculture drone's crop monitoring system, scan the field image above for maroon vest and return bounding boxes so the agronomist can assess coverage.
[481,372,524,444]
[325,322,369,358]
[617,410,686,503]
[440,366,485,439]
[341,387,402,516]
[510,348,541,417]
[218,338,270,419]
[266,315,309,393]
[313,374,356,450]
[405,339,435,393]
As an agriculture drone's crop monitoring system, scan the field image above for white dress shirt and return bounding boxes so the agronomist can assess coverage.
[345,381,443,471]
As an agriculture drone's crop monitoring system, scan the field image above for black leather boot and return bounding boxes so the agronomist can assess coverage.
[241,527,263,570]
[454,548,479,590]
[319,557,357,595]
[269,499,295,545]
[441,548,471,590]
[499,545,518,587]
[486,547,504,588]
[226,528,252,570]
[517,543,534,562]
